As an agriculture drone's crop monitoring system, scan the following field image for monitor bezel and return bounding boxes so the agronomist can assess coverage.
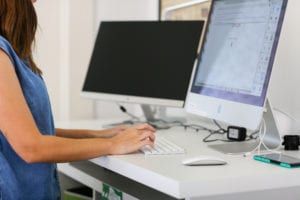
[81,21,204,110]
[81,91,185,108]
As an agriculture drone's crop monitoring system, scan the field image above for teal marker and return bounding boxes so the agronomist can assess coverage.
[253,155,271,164]
[280,163,292,168]
[253,155,300,168]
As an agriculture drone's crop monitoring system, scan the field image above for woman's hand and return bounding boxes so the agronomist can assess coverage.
[108,123,156,155]
[94,126,128,138]
[94,123,155,139]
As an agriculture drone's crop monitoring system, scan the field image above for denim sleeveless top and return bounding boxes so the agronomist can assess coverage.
[0,36,60,200]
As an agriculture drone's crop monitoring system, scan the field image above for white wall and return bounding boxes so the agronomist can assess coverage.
[68,0,97,120]
[268,0,300,131]
[34,0,96,121]
[34,0,61,121]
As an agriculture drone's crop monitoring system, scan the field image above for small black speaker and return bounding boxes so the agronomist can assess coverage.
[282,135,300,150]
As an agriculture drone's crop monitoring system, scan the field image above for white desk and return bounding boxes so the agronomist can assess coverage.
[57,119,300,200]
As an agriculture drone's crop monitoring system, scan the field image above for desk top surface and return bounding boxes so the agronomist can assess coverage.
[57,119,300,199]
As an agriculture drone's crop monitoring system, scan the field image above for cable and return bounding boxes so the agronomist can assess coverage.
[242,118,281,157]
[115,105,260,144]
[116,103,142,124]
[213,119,226,132]
[154,117,258,144]
[259,118,282,154]
[200,120,228,142]
[273,106,300,134]
[273,107,297,122]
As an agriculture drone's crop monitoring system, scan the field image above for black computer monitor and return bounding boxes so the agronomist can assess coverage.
[82,21,204,124]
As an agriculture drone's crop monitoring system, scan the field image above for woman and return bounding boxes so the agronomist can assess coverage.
[0,0,155,199]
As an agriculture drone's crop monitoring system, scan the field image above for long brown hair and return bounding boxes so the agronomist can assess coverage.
[0,0,42,74]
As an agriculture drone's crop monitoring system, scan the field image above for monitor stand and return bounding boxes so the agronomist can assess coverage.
[208,99,282,154]
[102,104,180,129]
[141,105,171,129]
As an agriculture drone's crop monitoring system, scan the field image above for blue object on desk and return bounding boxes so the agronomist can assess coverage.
[253,153,300,169]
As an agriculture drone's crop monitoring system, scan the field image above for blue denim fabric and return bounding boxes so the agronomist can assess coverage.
[0,36,60,200]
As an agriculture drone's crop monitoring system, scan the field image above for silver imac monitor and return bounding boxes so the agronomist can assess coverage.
[185,0,288,131]
[82,21,204,127]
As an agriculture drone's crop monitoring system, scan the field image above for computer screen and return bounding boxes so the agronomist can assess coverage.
[185,0,288,130]
[82,21,204,116]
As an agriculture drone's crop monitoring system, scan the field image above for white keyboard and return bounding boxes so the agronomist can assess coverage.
[140,136,185,155]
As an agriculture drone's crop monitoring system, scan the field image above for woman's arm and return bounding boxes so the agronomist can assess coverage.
[56,126,128,139]
[21,124,154,163]
[0,50,155,164]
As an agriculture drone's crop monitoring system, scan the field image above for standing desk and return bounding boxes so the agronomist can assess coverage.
[57,119,300,200]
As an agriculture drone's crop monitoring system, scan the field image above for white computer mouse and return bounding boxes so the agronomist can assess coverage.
[181,156,227,166]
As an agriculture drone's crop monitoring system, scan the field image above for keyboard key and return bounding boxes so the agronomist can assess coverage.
[140,136,185,155]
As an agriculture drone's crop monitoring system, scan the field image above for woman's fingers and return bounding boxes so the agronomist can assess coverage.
[109,125,156,155]
[139,131,155,142]
[135,123,156,132]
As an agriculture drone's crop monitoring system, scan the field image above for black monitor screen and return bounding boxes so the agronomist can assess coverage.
[82,21,204,105]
